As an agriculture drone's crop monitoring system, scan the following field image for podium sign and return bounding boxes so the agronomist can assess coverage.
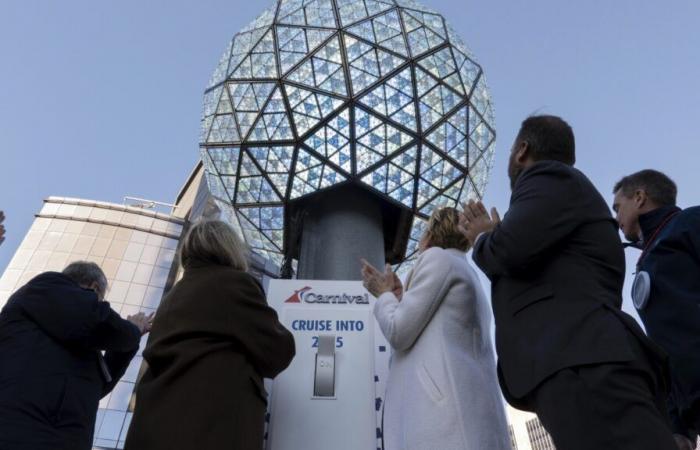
[265,279,390,450]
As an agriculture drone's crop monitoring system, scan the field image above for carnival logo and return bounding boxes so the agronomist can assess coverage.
[285,286,312,303]
[284,286,369,305]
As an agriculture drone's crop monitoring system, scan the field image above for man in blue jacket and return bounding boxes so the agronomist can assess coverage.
[613,169,700,449]
[0,261,152,450]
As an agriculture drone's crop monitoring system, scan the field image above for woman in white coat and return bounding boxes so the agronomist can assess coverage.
[361,207,511,450]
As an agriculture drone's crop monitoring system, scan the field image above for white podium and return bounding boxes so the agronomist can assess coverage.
[265,279,391,450]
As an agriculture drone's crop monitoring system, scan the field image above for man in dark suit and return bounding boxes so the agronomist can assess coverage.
[613,169,700,450]
[461,115,677,449]
[0,261,152,450]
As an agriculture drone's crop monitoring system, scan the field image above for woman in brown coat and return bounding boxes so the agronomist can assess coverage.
[124,220,295,450]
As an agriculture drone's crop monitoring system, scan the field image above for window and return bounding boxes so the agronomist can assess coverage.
[526,418,556,450]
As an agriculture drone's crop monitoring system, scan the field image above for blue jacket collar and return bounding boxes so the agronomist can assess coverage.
[638,205,681,243]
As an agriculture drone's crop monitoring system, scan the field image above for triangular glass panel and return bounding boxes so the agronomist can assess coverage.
[320,164,346,189]
[227,27,269,79]
[346,20,375,43]
[249,112,294,142]
[453,48,481,96]
[426,106,468,166]
[287,36,348,96]
[277,26,334,74]
[251,52,278,78]
[260,206,286,242]
[291,148,346,198]
[238,207,264,230]
[285,84,345,136]
[401,10,446,57]
[304,108,352,174]
[457,177,478,205]
[277,0,305,25]
[361,145,417,207]
[469,119,495,163]
[345,32,407,97]
[347,10,408,56]
[239,152,261,177]
[417,48,458,83]
[207,114,240,144]
[219,175,238,200]
[416,178,440,208]
[419,146,462,191]
[207,147,241,175]
[415,66,438,97]
[200,147,216,172]
[361,164,388,193]
[231,56,253,79]
[365,0,394,16]
[237,210,282,252]
[355,145,385,174]
[419,177,465,215]
[358,67,417,130]
[354,107,413,173]
[216,87,233,114]
[469,75,494,123]
[247,145,294,198]
[250,146,286,171]
[237,175,280,203]
[200,117,213,144]
[406,10,447,38]
[469,155,491,196]
[203,86,223,119]
[419,84,461,130]
[229,29,278,79]
[278,0,336,28]
[344,34,380,94]
[205,171,231,202]
[336,0,369,26]
[227,82,275,138]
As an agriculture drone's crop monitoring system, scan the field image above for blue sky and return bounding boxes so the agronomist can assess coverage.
[1,0,699,319]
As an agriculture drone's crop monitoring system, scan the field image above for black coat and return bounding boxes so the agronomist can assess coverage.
[636,205,700,429]
[0,272,141,450]
[124,263,295,450]
[472,161,665,406]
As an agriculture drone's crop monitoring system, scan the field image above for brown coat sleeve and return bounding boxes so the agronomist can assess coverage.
[212,271,296,378]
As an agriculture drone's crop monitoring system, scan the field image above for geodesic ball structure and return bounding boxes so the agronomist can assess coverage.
[200,0,495,271]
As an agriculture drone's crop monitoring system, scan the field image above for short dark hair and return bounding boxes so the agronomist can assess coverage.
[613,169,677,207]
[516,115,575,165]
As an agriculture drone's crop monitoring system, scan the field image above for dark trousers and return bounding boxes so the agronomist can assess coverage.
[531,338,677,450]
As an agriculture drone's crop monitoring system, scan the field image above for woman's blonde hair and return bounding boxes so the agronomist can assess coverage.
[180,220,249,271]
[424,207,470,252]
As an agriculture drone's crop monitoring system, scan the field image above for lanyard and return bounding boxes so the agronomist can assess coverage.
[636,211,680,268]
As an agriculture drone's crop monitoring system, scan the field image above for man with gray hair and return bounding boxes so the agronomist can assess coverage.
[0,261,152,450]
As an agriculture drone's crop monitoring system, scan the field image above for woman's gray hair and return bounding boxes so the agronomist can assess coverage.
[63,261,108,298]
[180,220,249,271]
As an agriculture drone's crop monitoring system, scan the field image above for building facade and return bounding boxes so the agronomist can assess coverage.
[506,406,556,450]
[0,196,184,449]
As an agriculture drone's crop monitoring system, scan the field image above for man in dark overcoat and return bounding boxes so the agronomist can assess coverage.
[0,261,151,450]
[613,169,700,449]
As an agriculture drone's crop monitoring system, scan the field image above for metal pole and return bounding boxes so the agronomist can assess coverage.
[296,186,385,281]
